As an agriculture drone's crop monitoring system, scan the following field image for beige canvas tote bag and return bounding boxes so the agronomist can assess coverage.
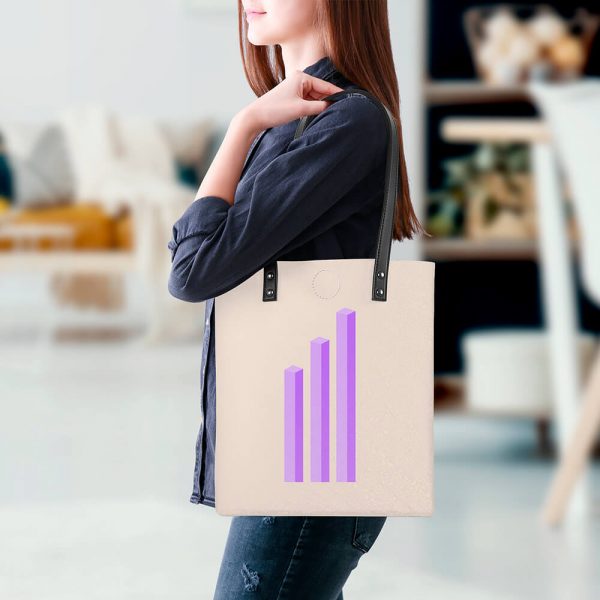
[214,88,435,516]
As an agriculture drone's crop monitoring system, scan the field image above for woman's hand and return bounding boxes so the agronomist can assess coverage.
[241,70,345,132]
[195,71,344,207]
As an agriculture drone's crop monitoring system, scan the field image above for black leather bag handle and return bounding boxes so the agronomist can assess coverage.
[262,88,400,303]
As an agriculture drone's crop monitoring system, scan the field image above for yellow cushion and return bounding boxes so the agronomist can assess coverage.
[0,202,133,251]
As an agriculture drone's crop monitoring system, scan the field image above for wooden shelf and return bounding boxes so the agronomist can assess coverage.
[423,237,580,261]
[423,238,539,261]
[424,79,532,105]
[423,238,538,260]
[440,117,551,144]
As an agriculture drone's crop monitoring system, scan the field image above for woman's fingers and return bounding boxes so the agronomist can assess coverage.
[245,70,345,130]
[306,74,345,95]
[300,99,331,115]
[306,89,327,101]
[296,74,344,116]
[300,74,344,100]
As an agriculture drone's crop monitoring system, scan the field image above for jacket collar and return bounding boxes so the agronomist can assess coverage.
[302,55,337,81]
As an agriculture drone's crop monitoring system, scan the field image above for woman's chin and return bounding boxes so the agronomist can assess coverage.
[247,25,279,47]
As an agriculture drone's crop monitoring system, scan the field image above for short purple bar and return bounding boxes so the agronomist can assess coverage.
[284,366,303,482]
[336,308,356,482]
[310,337,330,482]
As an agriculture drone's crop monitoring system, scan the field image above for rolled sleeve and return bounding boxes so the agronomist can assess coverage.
[167,94,387,303]
[168,196,230,255]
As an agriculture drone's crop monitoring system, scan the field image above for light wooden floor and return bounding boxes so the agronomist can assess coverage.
[0,318,599,599]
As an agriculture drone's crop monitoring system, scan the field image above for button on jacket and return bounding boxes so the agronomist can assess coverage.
[167,55,389,508]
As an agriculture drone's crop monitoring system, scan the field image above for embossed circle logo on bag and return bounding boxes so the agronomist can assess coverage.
[283,307,356,483]
[311,269,340,299]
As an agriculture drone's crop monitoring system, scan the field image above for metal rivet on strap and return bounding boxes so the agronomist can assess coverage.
[377,271,385,279]
[376,288,384,296]
[266,272,274,279]
[266,289,274,296]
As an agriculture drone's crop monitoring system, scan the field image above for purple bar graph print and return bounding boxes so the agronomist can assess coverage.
[284,366,303,482]
[336,308,356,482]
[284,307,356,483]
[310,338,330,482]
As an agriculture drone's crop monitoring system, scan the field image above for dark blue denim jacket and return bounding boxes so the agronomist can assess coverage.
[167,55,388,508]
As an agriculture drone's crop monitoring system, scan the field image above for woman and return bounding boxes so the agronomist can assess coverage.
[168,1,425,597]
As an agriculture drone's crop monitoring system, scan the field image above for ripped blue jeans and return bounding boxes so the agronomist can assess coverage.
[213,515,387,599]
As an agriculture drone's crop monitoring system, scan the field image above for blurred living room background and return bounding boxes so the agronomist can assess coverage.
[1,1,599,599]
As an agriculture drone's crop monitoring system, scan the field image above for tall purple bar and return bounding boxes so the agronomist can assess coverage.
[284,366,303,482]
[310,337,330,482]
[336,308,356,482]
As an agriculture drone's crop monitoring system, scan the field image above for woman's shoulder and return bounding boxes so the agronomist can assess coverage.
[304,86,389,141]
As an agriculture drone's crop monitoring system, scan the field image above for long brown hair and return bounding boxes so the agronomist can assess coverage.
[237,0,428,242]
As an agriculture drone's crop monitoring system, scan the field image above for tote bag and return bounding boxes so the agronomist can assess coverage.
[214,88,435,516]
